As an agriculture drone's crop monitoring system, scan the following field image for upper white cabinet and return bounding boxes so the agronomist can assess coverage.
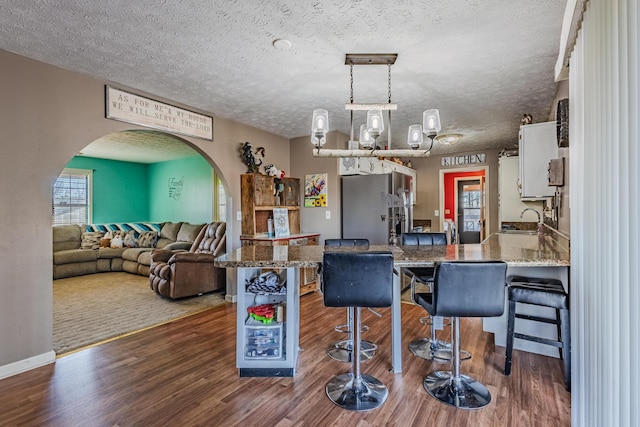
[519,121,558,199]
[499,156,543,225]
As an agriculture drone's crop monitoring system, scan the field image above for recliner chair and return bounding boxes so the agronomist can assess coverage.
[149,222,226,299]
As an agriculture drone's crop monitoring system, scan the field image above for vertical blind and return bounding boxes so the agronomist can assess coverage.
[569,1,639,425]
[52,169,92,225]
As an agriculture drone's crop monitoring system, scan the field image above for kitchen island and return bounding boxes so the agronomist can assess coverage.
[215,228,570,376]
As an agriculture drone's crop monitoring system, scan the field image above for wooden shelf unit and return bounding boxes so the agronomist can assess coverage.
[241,173,301,236]
[241,173,318,296]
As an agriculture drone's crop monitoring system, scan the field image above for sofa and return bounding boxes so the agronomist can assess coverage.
[52,222,212,279]
[149,222,226,299]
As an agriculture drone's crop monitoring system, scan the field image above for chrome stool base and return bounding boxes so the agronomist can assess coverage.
[408,338,471,363]
[326,373,388,411]
[424,371,491,409]
[327,339,376,363]
[409,337,450,360]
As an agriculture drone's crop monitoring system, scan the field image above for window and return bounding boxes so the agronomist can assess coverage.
[461,184,481,232]
[213,171,226,222]
[52,168,92,225]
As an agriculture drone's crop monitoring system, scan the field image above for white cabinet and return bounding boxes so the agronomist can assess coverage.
[519,121,558,199]
[499,156,543,225]
[338,157,385,175]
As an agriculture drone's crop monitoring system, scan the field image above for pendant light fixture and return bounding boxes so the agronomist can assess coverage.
[311,53,450,158]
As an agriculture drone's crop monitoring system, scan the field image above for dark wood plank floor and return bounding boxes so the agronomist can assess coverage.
[0,292,571,426]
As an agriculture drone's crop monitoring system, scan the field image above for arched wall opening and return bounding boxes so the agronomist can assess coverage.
[51,129,231,355]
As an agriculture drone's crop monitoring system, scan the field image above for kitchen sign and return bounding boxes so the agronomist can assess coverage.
[105,86,213,141]
[441,153,486,167]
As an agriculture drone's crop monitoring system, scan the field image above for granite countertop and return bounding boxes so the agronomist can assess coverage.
[240,232,321,241]
[215,231,570,268]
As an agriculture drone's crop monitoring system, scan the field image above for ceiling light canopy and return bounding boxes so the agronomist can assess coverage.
[311,53,447,158]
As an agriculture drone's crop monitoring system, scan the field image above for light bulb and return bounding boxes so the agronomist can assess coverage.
[407,124,423,149]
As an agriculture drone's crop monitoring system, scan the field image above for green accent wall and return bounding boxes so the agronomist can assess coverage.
[64,155,213,224]
[65,156,149,223]
[148,156,213,223]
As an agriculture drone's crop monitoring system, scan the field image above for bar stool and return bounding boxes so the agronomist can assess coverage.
[401,232,460,361]
[322,250,394,411]
[323,239,377,363]
[504,276,571,392]
[418,261,507,409]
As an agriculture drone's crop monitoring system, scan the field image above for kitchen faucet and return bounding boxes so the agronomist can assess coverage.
[521,208,545,235]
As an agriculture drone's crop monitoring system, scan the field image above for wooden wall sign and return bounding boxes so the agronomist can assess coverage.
[105,86,213,141]
[441,153,486,167]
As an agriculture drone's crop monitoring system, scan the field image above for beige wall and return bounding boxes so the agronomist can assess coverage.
[290,131,348,243]
[0,49,289,373]
[410,148,502,234]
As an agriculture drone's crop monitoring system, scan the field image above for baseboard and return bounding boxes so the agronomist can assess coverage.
[225,294,237,303]
[0,350,56,380]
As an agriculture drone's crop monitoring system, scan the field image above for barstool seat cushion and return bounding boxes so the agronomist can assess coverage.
[401,233,447,246]
[413,292,432,310]
[426,261,507,318]
[322,251,393,308]
[402,267,435,283]
[508,276,568,309]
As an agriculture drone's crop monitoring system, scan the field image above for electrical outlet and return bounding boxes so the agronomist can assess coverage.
[325,210,331,219]
[434,210,440,217]
[236,211,242,221]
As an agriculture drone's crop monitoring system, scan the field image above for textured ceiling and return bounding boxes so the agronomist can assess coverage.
[1,0,567,160]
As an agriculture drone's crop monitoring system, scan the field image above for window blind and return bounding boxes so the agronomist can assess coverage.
[52,169,92,225]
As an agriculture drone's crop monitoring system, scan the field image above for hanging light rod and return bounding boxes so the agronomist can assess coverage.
[312,148,434,158]
[346,103,398,111]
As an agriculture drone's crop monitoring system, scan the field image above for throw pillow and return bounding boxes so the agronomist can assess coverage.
[176,223,204,242]
[159,222,183,241]
[81,231,105,250]
[137,231,158,248]
[123,230,138,248]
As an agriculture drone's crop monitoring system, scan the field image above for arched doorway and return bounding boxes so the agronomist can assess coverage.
[52,129,231,355]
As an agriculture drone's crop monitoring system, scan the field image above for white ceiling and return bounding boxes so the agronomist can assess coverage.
[1,0,567,161]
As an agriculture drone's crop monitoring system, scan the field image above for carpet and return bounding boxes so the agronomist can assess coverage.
[53,272,226,355]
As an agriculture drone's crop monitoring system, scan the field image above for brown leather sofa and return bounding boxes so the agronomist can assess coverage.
[149,222,227,299]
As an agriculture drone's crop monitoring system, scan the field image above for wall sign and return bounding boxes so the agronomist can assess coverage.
[105,86,213,141]
[441,153,486,167]
[168,177,184,200]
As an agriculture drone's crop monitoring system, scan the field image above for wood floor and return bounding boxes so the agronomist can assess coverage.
[0,292,571,426]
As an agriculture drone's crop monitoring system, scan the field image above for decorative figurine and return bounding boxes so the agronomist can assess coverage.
[239,141,265,173]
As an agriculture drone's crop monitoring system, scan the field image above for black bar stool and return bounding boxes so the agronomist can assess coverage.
[402,232,468,362]
[322,250,394,411]
[323,239,377,363]
[418,261,507,409]
[504,275,571,392]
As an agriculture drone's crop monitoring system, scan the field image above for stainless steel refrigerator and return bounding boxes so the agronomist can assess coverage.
[341,173,414,245]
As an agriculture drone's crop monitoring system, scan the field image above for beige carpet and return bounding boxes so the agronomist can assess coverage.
[53,272,226,355]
